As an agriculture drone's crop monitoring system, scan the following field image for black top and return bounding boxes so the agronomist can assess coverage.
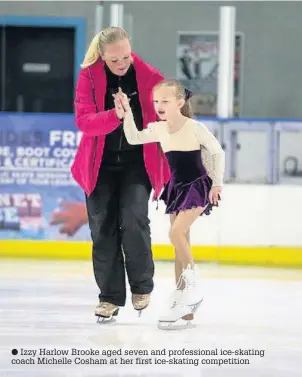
[102,64,144,166]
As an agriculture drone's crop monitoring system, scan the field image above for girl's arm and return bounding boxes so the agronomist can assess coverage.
[195,122,225,187]
[114,89,159,145]
[123,109,159,145]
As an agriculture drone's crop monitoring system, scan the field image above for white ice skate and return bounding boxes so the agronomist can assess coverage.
[158,265,203,330]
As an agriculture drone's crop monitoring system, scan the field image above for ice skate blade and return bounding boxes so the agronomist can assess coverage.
[157,320,196,331]
[96,316,117,324]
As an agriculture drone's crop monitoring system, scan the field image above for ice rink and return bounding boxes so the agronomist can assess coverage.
[0,259,301,377]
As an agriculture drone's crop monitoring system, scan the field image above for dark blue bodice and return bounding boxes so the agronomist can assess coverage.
[164,150,207,184]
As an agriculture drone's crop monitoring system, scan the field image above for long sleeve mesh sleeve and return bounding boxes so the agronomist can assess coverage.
[123,109,159,145]
[195,122,225,187]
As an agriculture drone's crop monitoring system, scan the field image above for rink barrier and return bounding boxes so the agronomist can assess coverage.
[197,116,302,184]
[1,114,302,267]
[0,241,302,268]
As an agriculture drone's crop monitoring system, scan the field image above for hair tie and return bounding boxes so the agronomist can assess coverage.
[184,88,193,101]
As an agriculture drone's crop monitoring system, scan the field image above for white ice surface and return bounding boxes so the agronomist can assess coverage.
[0,260,301,377]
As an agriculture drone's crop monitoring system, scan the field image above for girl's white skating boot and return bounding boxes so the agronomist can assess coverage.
[157,265,203,330]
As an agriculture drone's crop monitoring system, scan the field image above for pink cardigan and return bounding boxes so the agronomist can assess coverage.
[71,53,170,199]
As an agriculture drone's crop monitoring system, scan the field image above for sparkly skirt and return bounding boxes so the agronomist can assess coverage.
[160,175,219,216]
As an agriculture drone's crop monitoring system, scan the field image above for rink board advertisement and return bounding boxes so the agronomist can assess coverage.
[0,114,90,241]
[177,31,244,116]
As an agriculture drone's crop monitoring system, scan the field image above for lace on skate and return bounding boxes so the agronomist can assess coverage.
[182,264,196,292]
[169,266,194,309]
[172,265,200,309]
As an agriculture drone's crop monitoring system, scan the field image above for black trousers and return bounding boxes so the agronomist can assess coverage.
[86,162,154,306]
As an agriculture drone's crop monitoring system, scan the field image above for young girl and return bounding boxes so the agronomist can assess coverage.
[113,80,225,329]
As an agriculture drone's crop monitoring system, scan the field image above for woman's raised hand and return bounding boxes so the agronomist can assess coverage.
[113,87,131,112]
[113,93,125,120]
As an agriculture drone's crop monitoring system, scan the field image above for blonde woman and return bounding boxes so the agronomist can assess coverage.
[71,27,170,322]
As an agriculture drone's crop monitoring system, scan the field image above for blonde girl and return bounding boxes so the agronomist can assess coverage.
[114,80,225,329]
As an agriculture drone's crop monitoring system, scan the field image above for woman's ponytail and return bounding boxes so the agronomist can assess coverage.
[81,33,101,68]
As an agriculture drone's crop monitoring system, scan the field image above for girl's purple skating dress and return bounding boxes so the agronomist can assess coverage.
[160,149,217,216]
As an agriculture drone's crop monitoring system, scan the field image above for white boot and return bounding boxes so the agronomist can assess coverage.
[158,265,203,329]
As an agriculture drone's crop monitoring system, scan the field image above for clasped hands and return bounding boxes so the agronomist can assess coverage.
[113,87,130,119]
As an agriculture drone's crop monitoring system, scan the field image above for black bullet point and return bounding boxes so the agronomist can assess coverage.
[12,349,18,355]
